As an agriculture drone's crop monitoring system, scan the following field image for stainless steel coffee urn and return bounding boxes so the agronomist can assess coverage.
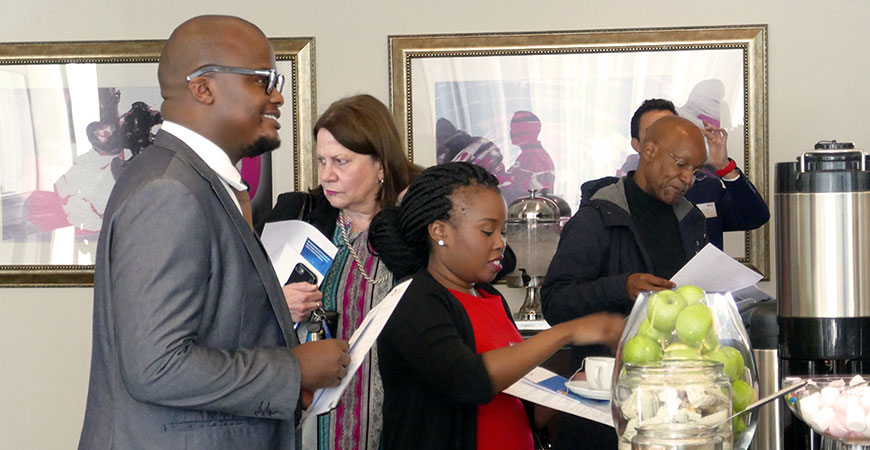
[742,300,781,450]
[506,190,562,321]
[775,141,870,449]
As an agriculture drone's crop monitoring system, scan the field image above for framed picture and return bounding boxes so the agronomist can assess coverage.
[390,25,769,278]
[0,38,315,287]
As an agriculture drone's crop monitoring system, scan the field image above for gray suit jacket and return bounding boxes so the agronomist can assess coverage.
[79,130,302,449]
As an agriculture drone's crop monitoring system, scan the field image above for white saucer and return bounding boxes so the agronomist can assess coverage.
[565,380,611,401]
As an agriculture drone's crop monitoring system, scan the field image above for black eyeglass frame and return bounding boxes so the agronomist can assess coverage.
[185,65,285,94]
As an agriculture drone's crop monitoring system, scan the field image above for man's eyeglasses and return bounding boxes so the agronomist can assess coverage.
[667,151,703,181]
[185,65,285,95]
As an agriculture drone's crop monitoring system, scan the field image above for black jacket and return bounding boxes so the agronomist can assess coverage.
[378,269,514,450]
[255,186,339,238]
[685,166,769,249]
[541,175,707,364]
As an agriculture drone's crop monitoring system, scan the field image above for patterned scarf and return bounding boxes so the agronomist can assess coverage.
[315,220,393,450]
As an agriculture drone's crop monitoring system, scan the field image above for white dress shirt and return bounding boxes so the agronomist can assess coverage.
[160,120,248,214]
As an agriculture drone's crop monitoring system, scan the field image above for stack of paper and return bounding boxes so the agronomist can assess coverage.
[302,279,412,422]
[260,220,338,286]
[670,243,763,292]
[504,367,613,426]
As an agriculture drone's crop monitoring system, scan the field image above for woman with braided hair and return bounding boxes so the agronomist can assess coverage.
[369,162,625,450]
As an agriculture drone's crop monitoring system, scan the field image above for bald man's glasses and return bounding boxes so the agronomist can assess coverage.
[667,152,703,181]
[186,65,285,95]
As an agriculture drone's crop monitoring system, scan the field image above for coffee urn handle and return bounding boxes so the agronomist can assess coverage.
[799,149,867,172]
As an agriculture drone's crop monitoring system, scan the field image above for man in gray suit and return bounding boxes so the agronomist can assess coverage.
[78,16,350,449]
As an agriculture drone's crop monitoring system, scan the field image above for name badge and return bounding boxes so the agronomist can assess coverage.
[697,202,718,219]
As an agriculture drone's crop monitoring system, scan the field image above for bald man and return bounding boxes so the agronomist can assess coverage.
[540,116,708,450]
[624,98,769,249]
[79,16,348,450]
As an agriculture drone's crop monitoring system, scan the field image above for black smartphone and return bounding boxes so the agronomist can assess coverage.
[286,262,317,285]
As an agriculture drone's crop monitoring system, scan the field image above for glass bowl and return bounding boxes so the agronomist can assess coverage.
[612,289,759,450]
[613,359,732,450]
[783,375,870,445]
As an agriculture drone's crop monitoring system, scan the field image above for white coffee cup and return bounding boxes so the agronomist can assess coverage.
[584,356,616,391]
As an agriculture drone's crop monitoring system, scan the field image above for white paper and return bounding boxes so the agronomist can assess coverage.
[731,285,773,307]
[260,220,338,285]
[302,279,412,421]
[504,367,613,426]
[670,243,763,292]
[515,320,551,332]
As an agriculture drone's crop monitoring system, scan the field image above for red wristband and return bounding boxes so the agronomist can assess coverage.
[716,159,737,177]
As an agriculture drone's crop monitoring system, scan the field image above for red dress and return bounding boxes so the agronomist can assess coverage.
[450,289,534,450]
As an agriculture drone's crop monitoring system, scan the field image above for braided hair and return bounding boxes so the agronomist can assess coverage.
[369,162,500,280]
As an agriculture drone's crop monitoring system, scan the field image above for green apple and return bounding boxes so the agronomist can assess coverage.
[719,346,746,381]
[664,349,703,360]
[706,345,743,381]
[622,334,663,364]
[665,342,696,352]
[647,290,687,333]
[732,379,756,412]
[733,416,747,435]
[637,318,674,347]
[700,328,720,354]
[664,342,702,360]
[675,304,713,346]
[676,284,707,305]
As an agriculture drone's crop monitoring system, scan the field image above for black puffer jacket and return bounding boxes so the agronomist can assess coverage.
[541,175,707,365]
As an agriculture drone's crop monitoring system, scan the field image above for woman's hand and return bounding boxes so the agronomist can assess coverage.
[282,282,323,322]
[565,313,626,352]
[482,313,623,394]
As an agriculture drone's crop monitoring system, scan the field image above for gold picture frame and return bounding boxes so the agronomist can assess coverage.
[0,38,316,287]
[390,25,769,278]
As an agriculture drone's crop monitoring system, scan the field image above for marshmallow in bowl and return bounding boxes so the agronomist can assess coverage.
[792,378,870,443]
[847,403,867,432]
[811,407,835,432]
[828,413,850,438]
[800,392,821,418]
[822,386,841,406]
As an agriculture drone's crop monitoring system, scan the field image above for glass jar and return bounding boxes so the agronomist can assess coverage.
[632,423,724,450]
[613,360,732,450]
[614,290,759,450]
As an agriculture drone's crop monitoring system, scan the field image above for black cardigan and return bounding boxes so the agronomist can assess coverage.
[377,269,518,450]
[255,186,340,237]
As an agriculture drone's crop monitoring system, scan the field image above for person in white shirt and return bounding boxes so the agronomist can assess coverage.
[78,15,349,450]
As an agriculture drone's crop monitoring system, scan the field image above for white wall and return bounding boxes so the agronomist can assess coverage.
[0,289,92,449]
[2,1,869,448]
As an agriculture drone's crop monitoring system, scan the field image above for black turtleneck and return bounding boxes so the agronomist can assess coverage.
[624,175,686,279]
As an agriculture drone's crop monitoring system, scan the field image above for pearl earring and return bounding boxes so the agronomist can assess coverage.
[437,239,445,246]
